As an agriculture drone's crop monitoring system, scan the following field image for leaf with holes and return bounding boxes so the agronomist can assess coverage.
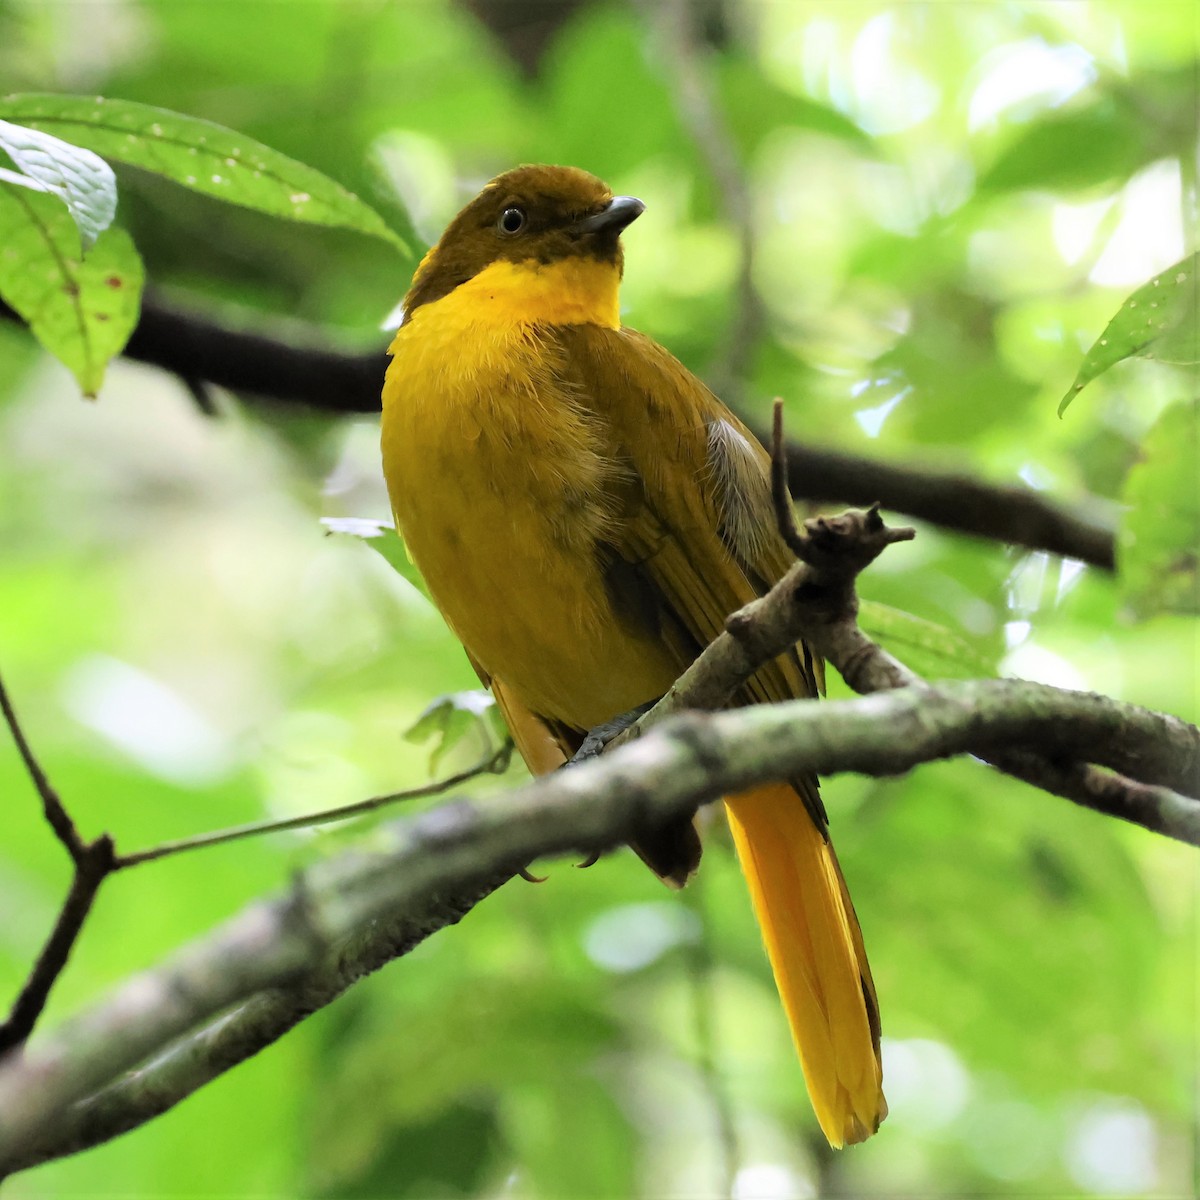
[0,118,117,251]
[0,182,142,396]
[0,94,407,254]
[1060,252,1198,414]
[859,601,998,680]
[1119,399,1200,618]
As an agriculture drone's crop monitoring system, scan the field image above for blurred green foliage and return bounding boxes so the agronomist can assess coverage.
[0,1,1195,1197]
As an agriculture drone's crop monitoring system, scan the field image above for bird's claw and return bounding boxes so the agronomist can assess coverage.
[567,699,659,766]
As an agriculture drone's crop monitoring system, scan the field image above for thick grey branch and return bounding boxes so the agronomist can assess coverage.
[1,679,1197,1175]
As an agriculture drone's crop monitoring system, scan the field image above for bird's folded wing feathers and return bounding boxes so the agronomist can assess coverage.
[553,324,821,713]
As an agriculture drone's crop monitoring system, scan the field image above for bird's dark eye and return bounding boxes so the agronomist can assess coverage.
[498,207,526,235]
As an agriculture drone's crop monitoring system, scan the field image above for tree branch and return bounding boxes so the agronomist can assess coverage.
[1,294,1117,567]
[0,665,510,1058]
[605,415,1195,838]
[1,678,1196,1176]
[112,741,512,869]
[0,674,115,1055]
[766,435,1117,571]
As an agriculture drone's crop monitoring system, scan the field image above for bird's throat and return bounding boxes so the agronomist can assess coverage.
[403,256,622,333]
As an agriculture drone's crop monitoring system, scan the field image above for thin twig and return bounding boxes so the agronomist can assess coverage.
[0,673,116,1053]
[611,418,1195,827]
[0,666,512,1050]
[770,398,804,551]
[0,671,86,859]
[764,423,1200,823]
[0,840,114,1055]
[113,741,513,870]
[179,375,218,417]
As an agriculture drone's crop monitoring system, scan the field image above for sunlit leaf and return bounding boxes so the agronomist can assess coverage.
[1118,398,1199,618]
[979,100,1145,193]
[1060,253,1198,413]
[404,690,495,773]
[717,57,875,153]
[859,601,998,679]
[0,94,407,254]
[540,6,682,180]
[321,517,429,599]
[0,182,142,396]
[0,117,117,252]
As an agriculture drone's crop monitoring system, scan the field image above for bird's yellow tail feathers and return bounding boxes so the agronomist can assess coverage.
[724,783,886,1147]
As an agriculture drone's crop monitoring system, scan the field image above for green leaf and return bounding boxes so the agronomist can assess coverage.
[509,1074,636,1200]
[0,182,142,396]
[318,1101,500,1199]
[403,690,495,773]
[320,517,430,599]
[310,978,622,1192]
[859,601,998,680]
[1118,398,1200,618]
[978,100,1145,194]
[0,94,407,254]
[716,57,875,154]
[1060,253,1198,413]
[540,7,683,180]
[0,117,117,252]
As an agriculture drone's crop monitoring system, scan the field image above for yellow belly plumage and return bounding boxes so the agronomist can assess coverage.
[381,258,676,727]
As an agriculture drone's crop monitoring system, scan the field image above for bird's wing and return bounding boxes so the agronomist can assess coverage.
[553,324,821,715]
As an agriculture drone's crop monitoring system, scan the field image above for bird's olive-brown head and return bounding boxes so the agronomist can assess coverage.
[403,165,644,322]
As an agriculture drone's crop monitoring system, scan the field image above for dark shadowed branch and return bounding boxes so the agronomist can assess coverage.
[0,293,1116,567]
[766,434,1117,571]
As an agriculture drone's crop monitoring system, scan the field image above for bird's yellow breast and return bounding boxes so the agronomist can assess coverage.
[380,257,674,727]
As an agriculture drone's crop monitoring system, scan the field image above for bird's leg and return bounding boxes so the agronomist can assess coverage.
[566,698,660,869]
[569,699,659,766]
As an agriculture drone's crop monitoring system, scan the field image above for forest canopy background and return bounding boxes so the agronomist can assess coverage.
[0,1,1196,1197]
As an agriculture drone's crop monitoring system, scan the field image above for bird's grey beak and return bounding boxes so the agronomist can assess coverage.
[573,195,645,235]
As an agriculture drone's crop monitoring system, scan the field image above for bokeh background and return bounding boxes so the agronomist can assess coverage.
[1,0,1196,1196]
